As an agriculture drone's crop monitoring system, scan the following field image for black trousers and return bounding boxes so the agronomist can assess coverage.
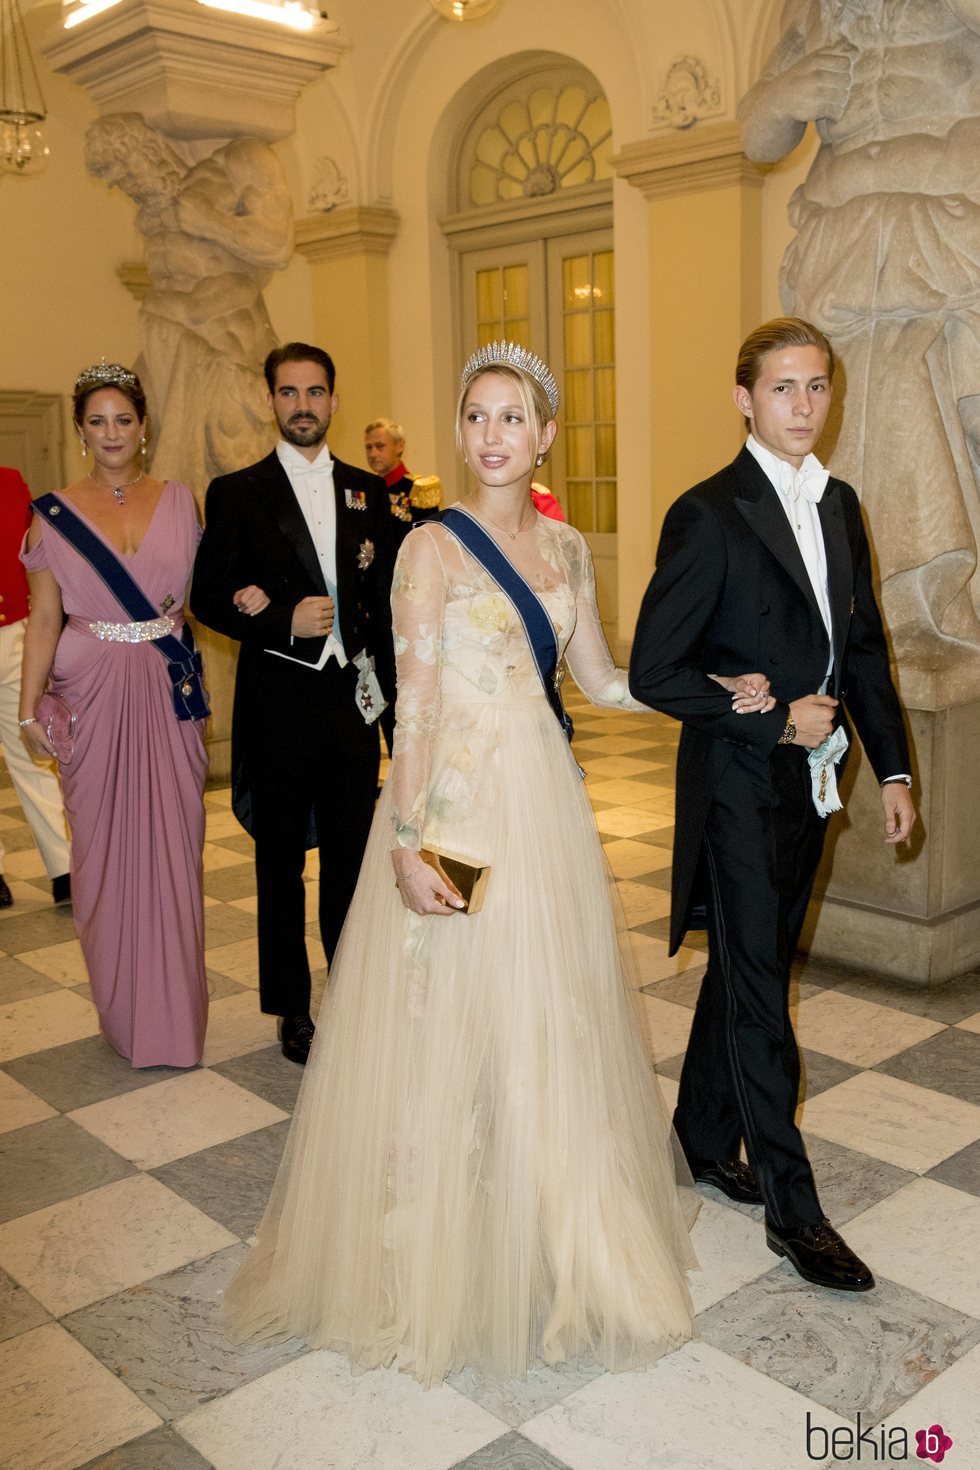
[673,744,828,1230]
[247,656,380,1018]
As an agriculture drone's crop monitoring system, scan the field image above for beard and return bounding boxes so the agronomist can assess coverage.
[278,412,329,449]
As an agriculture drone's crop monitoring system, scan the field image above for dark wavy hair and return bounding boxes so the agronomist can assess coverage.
[264,342,336,394]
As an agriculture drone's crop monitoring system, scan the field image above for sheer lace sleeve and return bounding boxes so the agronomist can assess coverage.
[564,533,646,711]
[389,525,447,850]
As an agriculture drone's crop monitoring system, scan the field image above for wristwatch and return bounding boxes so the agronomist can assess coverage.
[778,716,796,745]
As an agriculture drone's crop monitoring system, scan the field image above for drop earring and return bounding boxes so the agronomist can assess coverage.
[139,433,147,456]
[78,439,87,458]
[535,453,546,467]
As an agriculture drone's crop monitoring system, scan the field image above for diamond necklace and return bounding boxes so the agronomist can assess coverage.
[89,471,144,506]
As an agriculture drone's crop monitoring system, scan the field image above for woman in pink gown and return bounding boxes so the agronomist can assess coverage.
[19,363,209,1068]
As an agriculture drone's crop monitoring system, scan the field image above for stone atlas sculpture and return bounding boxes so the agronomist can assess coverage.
[739,0,980,705]
[85,113,293,503]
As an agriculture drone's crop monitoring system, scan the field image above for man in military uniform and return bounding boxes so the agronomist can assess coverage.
[364,418,441,543]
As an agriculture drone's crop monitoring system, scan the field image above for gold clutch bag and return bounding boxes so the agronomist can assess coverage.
[419,847,491,915]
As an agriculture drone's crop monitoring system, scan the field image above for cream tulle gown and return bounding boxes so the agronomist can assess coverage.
[224,514,699,1385]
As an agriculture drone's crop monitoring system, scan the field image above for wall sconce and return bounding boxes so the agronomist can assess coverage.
[1,0,49,174]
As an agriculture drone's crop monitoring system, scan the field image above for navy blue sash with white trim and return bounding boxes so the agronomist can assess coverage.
[34,494,209,722]
[440,506,576,749]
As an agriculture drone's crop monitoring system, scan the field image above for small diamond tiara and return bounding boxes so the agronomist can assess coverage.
[74,360,139,393]
[460,341,559,416]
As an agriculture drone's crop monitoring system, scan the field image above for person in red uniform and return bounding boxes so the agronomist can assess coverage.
[0,467,70,905]
[530,482,565,520]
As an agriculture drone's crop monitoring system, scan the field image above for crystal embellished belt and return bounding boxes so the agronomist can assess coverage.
[88,615,175,644]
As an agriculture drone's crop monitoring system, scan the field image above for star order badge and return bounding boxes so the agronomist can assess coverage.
[357,539,375,570]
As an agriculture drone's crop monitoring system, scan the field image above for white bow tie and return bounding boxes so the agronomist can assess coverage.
[777,460,829,505]
[291,461,331,477]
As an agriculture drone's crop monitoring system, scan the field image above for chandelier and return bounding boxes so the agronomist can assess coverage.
[1,0,49,174]
[428,0,499,19]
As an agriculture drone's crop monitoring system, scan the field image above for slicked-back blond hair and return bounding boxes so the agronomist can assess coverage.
[736,317,834,392]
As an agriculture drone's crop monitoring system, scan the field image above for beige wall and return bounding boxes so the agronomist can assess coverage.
[650,180,759,473]
[299,245,393,468]
[2,7,142,478]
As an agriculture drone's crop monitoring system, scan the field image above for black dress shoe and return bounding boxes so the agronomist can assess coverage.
[0,873,12,908]
[766,1217,875,1291]
[52,873,71,905]
[277,1013,315,1065]
[689,1156,763,1204]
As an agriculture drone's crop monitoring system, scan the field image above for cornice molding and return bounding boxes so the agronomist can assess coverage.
[0,390,62,412]
[43,0,348,140]
[294,206,401,263]
[439,180,612,250]
[612,121,769,201]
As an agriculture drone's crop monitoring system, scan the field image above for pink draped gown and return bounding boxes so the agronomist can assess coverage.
[22,481,208,1067]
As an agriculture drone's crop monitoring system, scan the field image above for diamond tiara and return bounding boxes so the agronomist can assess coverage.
[460,341,559,417]
[74,360,139,393]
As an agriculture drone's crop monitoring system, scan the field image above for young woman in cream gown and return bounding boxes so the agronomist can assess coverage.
[224,344,702,1386]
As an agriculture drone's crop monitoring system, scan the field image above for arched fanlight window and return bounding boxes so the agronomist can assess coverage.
[462,77,612,209]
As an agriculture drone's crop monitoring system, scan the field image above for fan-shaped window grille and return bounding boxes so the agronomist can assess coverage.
[466,81,612,208]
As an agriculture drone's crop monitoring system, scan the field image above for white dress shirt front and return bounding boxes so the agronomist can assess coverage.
[746,433,833,687]
[266,439,347,671]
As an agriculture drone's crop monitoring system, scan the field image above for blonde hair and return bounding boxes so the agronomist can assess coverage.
[364,417,405,444]
[736,317,834,391]
[455,364,554,463]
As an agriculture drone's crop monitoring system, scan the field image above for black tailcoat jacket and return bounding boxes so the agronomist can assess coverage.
[629,446,910,953]
[190,449,397,826]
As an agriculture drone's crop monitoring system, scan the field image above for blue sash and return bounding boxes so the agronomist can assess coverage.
[440,506,576,748]
[33,494,209,722]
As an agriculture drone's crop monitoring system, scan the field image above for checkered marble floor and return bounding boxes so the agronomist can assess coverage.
[2,688,979,1470]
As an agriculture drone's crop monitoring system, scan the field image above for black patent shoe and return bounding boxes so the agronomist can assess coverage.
[52,873,71,905]
[690,1156,763,1204]
[766,1217,875,1292]
[277,1013,315,1065]
[0,873,12,908]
